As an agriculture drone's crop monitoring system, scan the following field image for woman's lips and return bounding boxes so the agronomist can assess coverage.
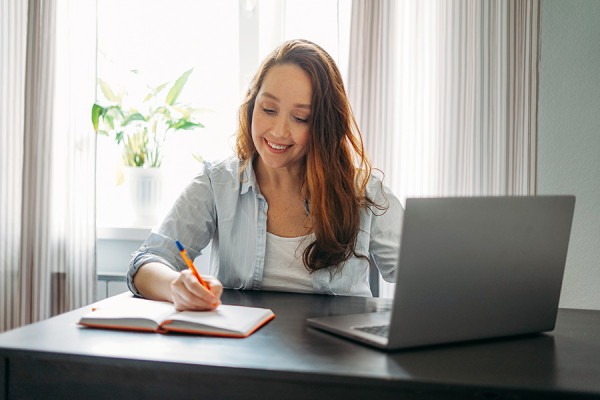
[266,139,292,151]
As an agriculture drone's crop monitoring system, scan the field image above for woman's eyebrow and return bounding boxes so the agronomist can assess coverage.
[261,92,311,109]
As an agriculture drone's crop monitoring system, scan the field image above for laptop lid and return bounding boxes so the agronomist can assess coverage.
[307,196,575,350]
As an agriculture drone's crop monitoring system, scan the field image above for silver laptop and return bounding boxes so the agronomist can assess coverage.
[307,196,575,350]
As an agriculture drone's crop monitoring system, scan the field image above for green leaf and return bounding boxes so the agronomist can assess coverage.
[155,82,169,94]
[155,105,169,115]
[123,113,146,126]
[174,106,212,121]
[116,88,125,105]
[166,69,193,105]
[98,79,117,102]
[188,107,213,114]
[170,118,205,130]
[91,103,103,132]
[172,106,191,120]
[183,121,205,130]
[105,105,124,122]
[143,82,168,103]
[104,114,115,130]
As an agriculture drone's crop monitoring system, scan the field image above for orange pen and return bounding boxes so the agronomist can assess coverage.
[175,240,211,292]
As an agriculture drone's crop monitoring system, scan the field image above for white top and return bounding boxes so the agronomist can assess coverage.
[261,232,316,293]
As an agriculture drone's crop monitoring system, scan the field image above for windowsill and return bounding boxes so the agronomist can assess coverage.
[97,224,152,241]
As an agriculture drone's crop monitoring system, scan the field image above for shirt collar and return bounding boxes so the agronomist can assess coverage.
[240,158,259,195]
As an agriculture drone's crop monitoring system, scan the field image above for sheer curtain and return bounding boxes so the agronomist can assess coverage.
[0,0,97,332]
[348,0,541,296]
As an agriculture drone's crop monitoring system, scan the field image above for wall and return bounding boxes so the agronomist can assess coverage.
[538,0,600,310]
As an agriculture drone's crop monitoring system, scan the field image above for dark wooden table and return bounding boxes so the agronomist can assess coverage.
[1,290,600,399]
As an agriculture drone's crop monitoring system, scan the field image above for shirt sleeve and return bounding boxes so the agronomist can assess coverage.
[127,162,218,296]
[366,175,404,283]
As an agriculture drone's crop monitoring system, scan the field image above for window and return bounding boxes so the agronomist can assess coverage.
[95,0,349,228]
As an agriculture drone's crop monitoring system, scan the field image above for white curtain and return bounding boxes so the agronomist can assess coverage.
[0,0,97,332]
[348,0,541,296]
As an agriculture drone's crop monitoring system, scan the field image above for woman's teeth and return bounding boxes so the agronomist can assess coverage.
[267,141,291,150]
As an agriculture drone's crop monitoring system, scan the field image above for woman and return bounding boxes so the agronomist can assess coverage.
[127,39,403,310]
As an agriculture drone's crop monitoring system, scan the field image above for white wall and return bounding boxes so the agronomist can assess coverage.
[538,0,600,310]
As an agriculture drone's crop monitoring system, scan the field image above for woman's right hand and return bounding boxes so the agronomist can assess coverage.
[170,269,223,311]
[134,262,223,311]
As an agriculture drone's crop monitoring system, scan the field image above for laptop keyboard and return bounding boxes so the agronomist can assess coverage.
[355,324,389,337]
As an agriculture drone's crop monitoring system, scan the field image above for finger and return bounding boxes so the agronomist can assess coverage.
[170,278,199,310]
[179,270,219,308]
[171,272,217,311]
[171,286,215,311]
[181,271,218,303]
[195,275,222,307]
[203,275,224,299]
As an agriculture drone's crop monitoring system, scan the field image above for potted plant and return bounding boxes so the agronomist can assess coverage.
[91,68,205,224]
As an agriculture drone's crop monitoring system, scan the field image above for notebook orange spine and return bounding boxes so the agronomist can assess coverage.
[159,313,275,338]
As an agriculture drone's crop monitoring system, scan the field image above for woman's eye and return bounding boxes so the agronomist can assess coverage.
[294,116,308,123]
[263,108,276,114]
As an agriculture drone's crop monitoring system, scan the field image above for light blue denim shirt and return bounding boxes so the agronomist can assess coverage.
[127,156,403,297]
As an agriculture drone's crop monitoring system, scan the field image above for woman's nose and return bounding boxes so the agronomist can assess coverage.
[272,116,290,138]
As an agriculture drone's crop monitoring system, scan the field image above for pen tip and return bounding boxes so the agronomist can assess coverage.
[175,240,184,251]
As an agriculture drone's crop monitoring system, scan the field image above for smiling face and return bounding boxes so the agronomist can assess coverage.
[251,63,312,175]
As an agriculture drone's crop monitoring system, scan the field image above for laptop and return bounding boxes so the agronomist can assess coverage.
[307,196,576,350]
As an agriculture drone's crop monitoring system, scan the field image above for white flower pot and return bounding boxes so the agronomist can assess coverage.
[122,166,165,226]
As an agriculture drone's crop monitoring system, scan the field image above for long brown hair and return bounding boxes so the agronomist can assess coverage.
[236,39,379,272]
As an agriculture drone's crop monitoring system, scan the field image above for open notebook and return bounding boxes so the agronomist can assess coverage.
[307,196,575,350]
[79,294,274,338]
